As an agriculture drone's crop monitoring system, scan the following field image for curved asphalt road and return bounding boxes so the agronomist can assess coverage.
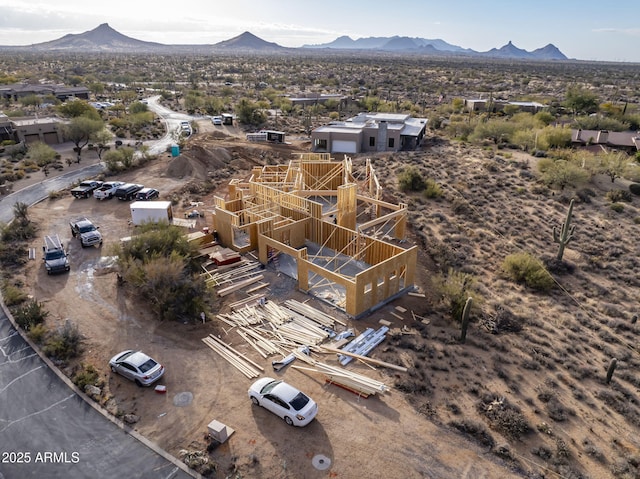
[0,100,198,478]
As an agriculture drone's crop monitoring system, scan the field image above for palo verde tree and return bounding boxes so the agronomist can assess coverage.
[63,116,104,162]
[598,152,630,183]
[563,86,599,116]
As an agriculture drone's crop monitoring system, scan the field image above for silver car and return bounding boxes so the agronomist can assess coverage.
[109,350,164,387]
[248,377,318,427]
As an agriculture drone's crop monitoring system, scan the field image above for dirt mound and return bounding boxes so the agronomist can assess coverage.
[166,145,233,180]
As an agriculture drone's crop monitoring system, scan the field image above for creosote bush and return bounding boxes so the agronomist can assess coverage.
[433,268,478,321]
[423,178,443,198]
[42,320,83,361]
[13,298,49,330]
[398,166,426,192]
[73,364,102,391]
[502,252,554,291]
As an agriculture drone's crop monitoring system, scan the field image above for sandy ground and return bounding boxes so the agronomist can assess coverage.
[13,122,640,478]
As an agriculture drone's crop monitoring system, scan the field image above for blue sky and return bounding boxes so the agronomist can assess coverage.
[0,0,638,62]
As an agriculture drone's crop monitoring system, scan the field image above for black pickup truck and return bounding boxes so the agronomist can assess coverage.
[70,180,103,199]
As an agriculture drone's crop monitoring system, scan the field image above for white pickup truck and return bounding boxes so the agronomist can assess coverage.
[93,181,125,200]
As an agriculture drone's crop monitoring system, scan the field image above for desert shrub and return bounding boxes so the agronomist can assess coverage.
[610,202,624,213]
[449,420,496,449]
[606,189,632,203]
[433,268,477,321]
[48,190,64,200]
[27,323,47,344]
[116,223,207,321]
[43,321,83,361]
[398,166,426,192]
[502,252,554,291]
[629,183,640,196]
[423,178,443,198]
[478,396,531,439]
[73,364,101,391]
[13,298,49,330]
[1,280,27,306]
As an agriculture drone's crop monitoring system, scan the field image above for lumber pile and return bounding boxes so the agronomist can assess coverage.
[292,352,389,397]
[201,334,263,378]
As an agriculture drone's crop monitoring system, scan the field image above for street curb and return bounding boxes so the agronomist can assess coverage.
[0,296,203,479]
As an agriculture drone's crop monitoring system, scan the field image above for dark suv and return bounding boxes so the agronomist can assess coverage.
[115,183,144,201]
[135,187,159,201]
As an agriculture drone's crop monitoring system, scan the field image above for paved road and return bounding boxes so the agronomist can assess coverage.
[0,304,194,479]
[0,164,104,224]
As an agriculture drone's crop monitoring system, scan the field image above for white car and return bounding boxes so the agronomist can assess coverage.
[109,350,164,387]
[248,377,318,427]
[212,116,222,125]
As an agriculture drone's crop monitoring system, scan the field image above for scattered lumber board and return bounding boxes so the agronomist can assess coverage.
[217,275,264,297]
[202,334,263,378]
[319,346,407,372]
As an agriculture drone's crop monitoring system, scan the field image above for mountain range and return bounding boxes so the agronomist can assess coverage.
[0,23,568,60]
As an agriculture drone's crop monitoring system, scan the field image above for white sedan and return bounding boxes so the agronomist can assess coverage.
[248,377,318,427]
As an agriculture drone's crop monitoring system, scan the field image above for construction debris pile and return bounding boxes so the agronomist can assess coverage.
[202,298,406,397]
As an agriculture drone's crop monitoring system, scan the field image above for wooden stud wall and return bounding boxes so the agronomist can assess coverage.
[212,154,416,317]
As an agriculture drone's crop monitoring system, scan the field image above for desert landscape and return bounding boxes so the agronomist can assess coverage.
[1,43,640,479]
[3,112,637,479]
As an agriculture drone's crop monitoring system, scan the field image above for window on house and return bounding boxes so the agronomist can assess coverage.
[388,138,395,148]
[369,137,375,147]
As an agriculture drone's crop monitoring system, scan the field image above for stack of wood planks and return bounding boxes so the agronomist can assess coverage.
[201,334,264,378]
[292,351,389,397]
[201,258,266,297]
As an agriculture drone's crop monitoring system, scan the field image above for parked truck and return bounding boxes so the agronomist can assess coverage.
[70,217,103,247]
[43,235,70,274]
[70,180,103,199]
[93,181,125,200]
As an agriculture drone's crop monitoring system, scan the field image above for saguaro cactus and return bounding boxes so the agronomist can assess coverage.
[553,199,576,261]
[606,358,618,384]
[460,297,473,343]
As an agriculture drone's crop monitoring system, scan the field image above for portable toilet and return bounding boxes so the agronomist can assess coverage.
[171,144,180,157]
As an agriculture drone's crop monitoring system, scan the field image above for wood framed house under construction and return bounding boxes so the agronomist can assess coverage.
[210,153,417,318]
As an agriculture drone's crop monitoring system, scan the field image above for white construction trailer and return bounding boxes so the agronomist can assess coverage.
[129,201,173,226]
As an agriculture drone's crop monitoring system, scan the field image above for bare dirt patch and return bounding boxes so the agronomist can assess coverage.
[18,128,640,478]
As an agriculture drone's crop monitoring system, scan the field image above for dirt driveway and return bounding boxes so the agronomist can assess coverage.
[17,130,516,478]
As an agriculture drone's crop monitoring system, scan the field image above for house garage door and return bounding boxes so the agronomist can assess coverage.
[43,132,59,144]
[331,140,357,154]
[23,134,40,145]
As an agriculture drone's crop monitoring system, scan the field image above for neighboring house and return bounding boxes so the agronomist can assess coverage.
[0,113,13,142]
[311,112,428,154]
[9,117,66,145]
[572,129,640,154]
[0,83,90,102]
[464,98,547,114]
[287,93,348,108]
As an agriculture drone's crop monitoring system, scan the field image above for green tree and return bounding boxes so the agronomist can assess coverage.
[540,160,589,190]
[129,101,149,114]
[563,86,599,116]
[90,129,113,160]
[58,100,100,120]
[599,152,630,183]
[63,116,104,162]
